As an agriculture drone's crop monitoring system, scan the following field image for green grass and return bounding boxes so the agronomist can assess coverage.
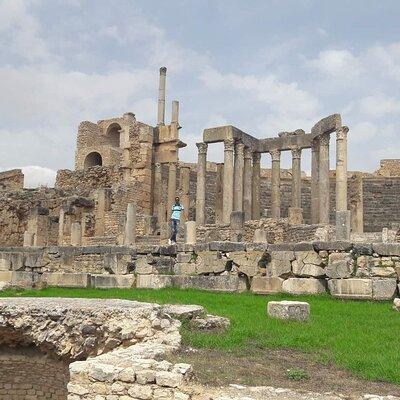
[1,287,399,384]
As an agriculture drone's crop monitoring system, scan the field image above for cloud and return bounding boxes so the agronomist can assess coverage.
[0,165,56,188]
[359,95,400,118]
[308,49,363,79]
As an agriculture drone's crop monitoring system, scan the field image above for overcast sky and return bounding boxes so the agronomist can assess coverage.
[1,0,400,187]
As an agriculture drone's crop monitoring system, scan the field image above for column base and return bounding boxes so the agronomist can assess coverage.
[336,210,351,240]
[288,207,304,225]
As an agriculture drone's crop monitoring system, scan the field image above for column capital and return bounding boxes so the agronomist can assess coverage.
[291,147,302,159]
[244,147,252,159]
[224,139,235,152]
[252,152,261,163]
[336,126,349,140]
[319,133,330,147]
[270,149,281,162]
[235,141,245,154]
[196,142,208,154]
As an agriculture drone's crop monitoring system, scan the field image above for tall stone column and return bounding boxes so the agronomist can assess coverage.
[154,163,163,221]
[243,147,252,221]
[251,152,261,220]
[124,203,136,245]
[180,166,190,221]
[336,126,350,239]
[311,139,320,224]
[289,147,303,225]
[167,162,177,219]
[71,222,82,246]
[195,142,208,226]
[233,141,245,212]
[291,148,302,208]
[270,150,281,219]
[215,163,224,224]
[318,133,330,225]
[336,126,349,212]
[223,139,235,224]
[157,67,166,126]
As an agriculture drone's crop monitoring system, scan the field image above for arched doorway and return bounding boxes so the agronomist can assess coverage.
[84,152,102,169]
[106,123,121,148]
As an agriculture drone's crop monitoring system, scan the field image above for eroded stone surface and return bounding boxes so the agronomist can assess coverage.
[267,301,310,322]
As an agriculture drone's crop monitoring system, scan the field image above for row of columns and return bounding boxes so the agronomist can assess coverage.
[196,126,349,234]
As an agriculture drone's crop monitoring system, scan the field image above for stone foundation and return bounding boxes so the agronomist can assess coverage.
[1,241,399,300]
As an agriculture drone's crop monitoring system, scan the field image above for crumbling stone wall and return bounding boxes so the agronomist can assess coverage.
[0,346,69,400]
[376,159,400,177]
[0,169,24,191]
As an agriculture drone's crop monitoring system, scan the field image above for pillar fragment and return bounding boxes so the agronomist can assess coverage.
[167,162,177,219]
[223,140,235,224]
[270,150,281,219]
[195,142,208,226]
[70,222,82,246]
[251,152,261,220]
[215,163,224,224]
[123,203,137,246]
[180,166,190,221]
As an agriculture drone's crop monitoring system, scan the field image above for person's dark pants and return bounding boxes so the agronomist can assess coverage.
[170,219,180,243]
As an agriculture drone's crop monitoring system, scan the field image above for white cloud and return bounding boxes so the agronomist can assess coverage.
[350,121,379,143]
[359,95,400,118]
[308,49,363,78]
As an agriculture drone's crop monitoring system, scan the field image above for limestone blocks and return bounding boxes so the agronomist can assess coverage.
[393,298,400,312]
[267,301,310,322]
[282,278,326,295]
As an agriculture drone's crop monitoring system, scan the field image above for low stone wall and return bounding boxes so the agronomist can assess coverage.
[1,242,400,300]
[0,169,24,191]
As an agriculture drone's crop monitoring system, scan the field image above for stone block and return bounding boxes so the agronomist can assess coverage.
[288,207,303,225]
[0,259,11,271]
[393,298,400,312]
[42,272,90,288]
[326,253,354,278]
[293,242,314,251]
[136,274,173,289]
[268,243,295,251]
[265,259,291,278]
[177,243,194,253]
[328,278,373,300]
[250,276,284,294]
[91,274,135,289]
[104,253,131,275]
[353,243,374,256]
[370,266,397,278]
[162,304,205,320]
[0,271,13,282]
[208,241,246,252]
[282,278,326,295]
[269,250,295,261]
[189,314,230,332]
[253,228,268,243]
[372,243,400,256]
[174,275,247,292]
[230,251,265,277]
[293,250,325,278]
[372,278,397,300]
[173,262,196,276]
[176,253,192,263]
[135,257,157,275]
[195,251,228,274]
[159,245,178,256]
[267,301,310,322]
[313,241,353,252]
[246,242,269,251]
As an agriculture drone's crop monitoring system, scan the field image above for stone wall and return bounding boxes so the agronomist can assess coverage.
[375,159,400,177]
[1,242,399,301]
[0,346,69,400]
[0,169,24,191]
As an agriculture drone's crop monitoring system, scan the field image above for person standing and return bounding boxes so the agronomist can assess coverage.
[169,196,185,244]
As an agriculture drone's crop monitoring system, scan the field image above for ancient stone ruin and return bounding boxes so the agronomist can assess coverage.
[0,66,400,299]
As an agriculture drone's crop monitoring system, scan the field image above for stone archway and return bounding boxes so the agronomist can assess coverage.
[84,152,102,169]
[106,123,122,148]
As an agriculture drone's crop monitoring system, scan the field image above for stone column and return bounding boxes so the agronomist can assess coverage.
[336,126,350,240]
[251,152,261,220]
[70,222,82,246]
[233,141,245,212]
[195,142,208,226]
[58,208,65,245]
[311,139,320,224]
[350,173,364,233]
[23,231,34,247]
[167,162,177,219]
[215,163,224,224]
[123,203,136,245]
[270,150,281,219]
[180,166,190,220]
[318,133,330,225]
[336,126,349,212]
[288,147,303,225]
[185,221,196,244]
[157,67,166,126]
[154,163,163,221]
[243,148,252,221]
[223,140,235,224]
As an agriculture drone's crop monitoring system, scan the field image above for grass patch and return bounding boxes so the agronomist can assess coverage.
[286,367,309,381]
[1,287,399,385]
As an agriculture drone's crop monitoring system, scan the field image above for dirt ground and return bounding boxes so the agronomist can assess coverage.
[169,346,400,397]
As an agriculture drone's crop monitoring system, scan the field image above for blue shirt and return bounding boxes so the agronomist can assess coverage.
[171,204,184,220]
